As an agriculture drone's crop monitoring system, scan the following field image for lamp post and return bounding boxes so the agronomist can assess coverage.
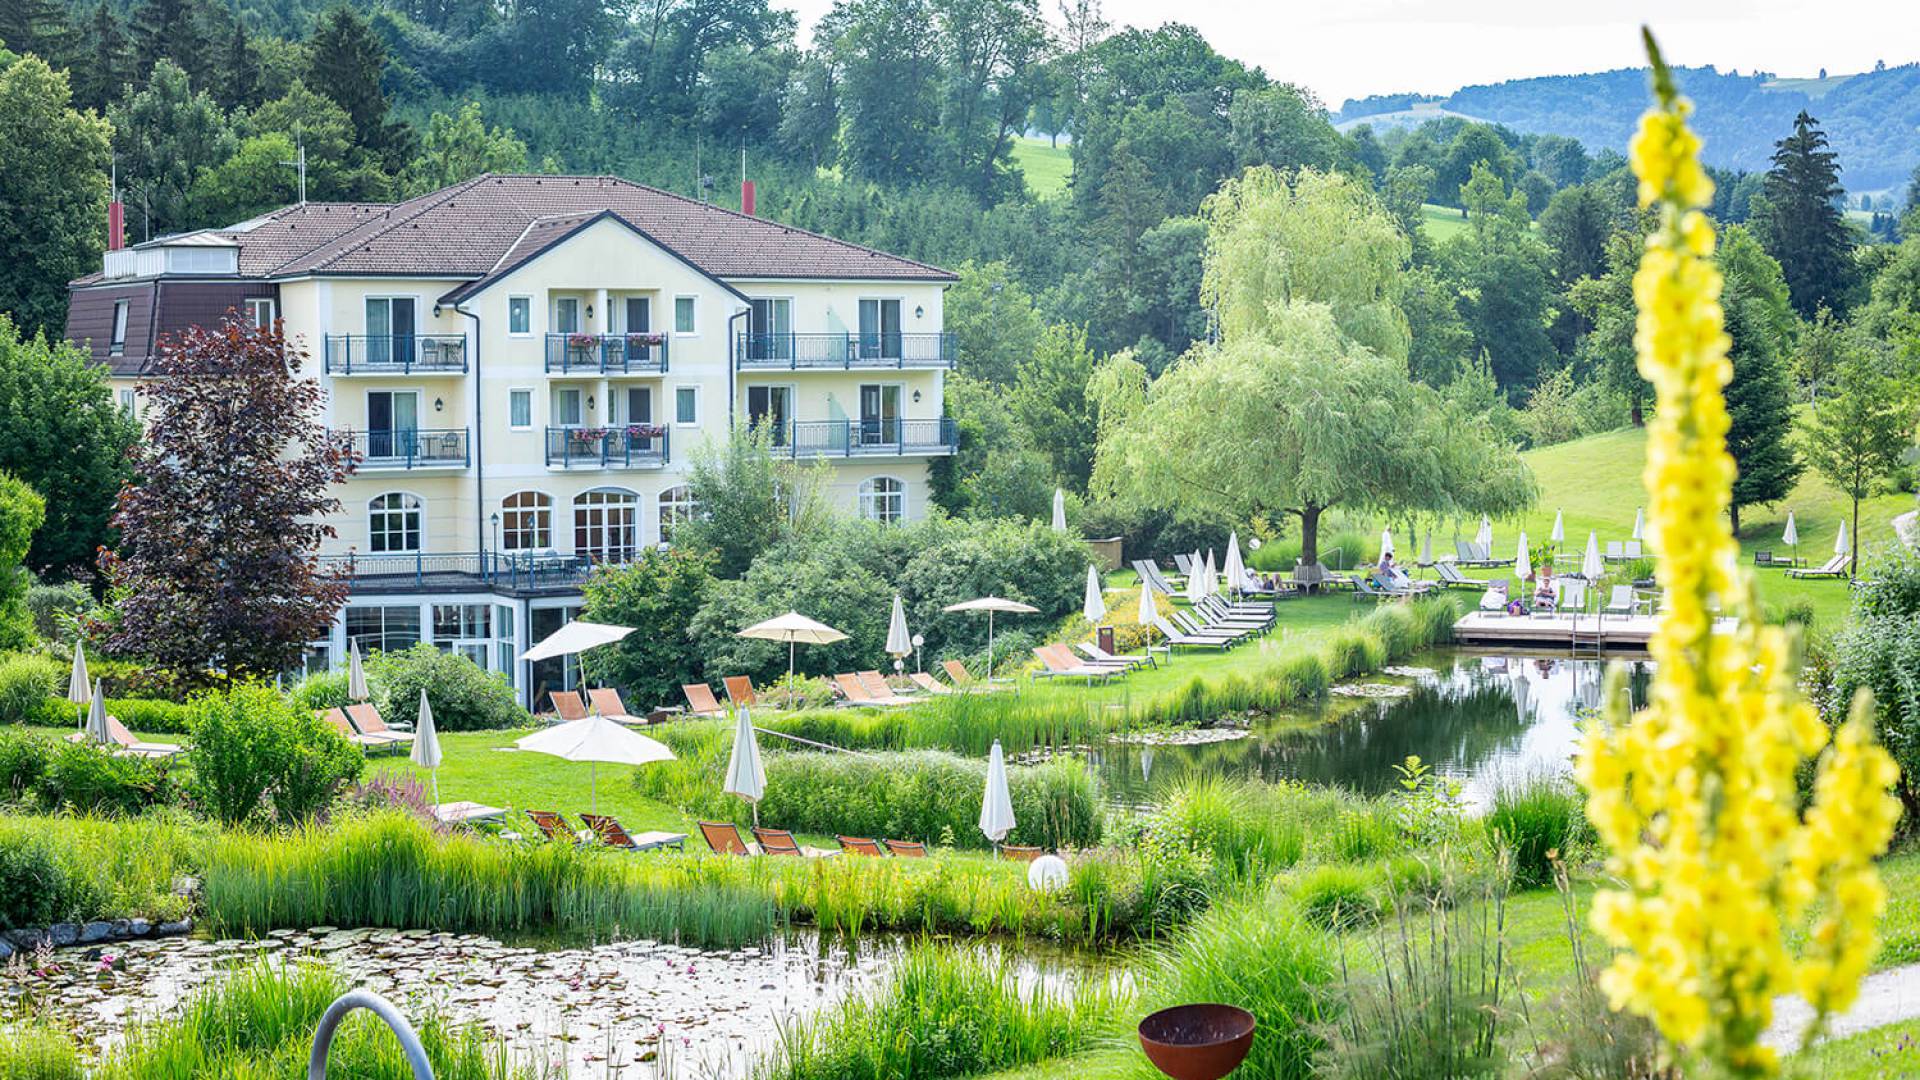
[912,633,925,674]
[489,512,501,582]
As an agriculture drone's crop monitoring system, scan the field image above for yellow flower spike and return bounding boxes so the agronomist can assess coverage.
[1572,28,1901,1078]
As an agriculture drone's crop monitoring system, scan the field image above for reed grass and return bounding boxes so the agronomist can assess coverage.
[0,1019,83,1080]
[0,811,206,927]
[1486,773,1588,888]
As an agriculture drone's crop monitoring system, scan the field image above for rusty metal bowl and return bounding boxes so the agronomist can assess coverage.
[1136,1003,1256,1080]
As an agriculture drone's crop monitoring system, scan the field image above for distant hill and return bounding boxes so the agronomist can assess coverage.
[1337,64,1920,192]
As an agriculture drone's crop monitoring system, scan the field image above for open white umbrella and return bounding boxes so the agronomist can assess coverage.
[411,688,443,803]
[347,638,369,702]
[943,597,1038,678]
[520,620,635,663]
[723,707,767,825]
[979,739,1016,849]
[1835,519,1850,557]
[1632,507,1646,542]
[1550,509,1565,546]
[1222,532,1246,594]
[1083,565,1107,623]
[739,611,849,700]
[1783,511,1799,566]
[1379,528,1395,561]
[83,681,110,746]
[1581,531,1604,580]
[68,642,91,731]
[1515,531,1532,581]
[1051,488,1067,532]
[516,714,674,812]
[885,595,912,658]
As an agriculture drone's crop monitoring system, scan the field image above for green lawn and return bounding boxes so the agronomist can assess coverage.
[1011,135,1072,198]
[1421,202,1473,243]
[1792,1017,1920,1077]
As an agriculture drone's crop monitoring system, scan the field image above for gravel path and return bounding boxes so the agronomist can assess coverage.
[1764,962,1920,1053]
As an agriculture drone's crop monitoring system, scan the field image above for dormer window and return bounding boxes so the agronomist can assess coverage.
[109,300,129,357]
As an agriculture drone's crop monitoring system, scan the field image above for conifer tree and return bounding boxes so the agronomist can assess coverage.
[1756,111,1856,318]
[0,0,75,69]
[1721,281,1803,535]
[308,7,414,168]
[220,19,261,111]
[131,0,214,87]
[69,1,133,114]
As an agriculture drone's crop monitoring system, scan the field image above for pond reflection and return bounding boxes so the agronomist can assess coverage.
[1090,652,1653,809]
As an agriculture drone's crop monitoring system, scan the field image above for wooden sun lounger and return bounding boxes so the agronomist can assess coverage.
[682,683,726,717]
[837,835,886,856]
[1032,645,1120,682]
[908,671,953,694]
[527,809,579,844]
[347,703,414,746]
[883,839,927,857]
[752,826,837,858]
[586,687,645,724]
[941,659,1008,691]
[322,706,408,753]
[723,676,759,710]
[1787,553,1849,579]
[834,672,914,707]
[549,690,589,721]
[857,671,907,700]
[580,813,686,852]
[699,819,754,855]
[67,716,182,759]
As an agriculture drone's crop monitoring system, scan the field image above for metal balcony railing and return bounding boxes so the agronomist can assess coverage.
[319,550,599,592]
[773,417,958,458]
[544,333,669,375]
[324,334,468,374]
[544,425,670,468]
[342,428,469,469]
[736,332,956,370]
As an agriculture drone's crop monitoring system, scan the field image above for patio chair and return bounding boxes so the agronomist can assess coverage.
[1000,845,1042,862]
[1605,541,1625,562]
[580,813,686,852]
[699,820,754,855]
[67,716,182,759]
[837,835,886,856]
[1077,642,1150,669]
[941,659,1009,691]
[1788,553,1850,579]
[908,671,953,694]
[586,688,644,724]
[1478,580,1509,612]
[346,703,414,749]
[723,676,759,710]
[883,839,928,857]
[857,671,909,701]
[323,708,394,752]
[1151,615,1235,651]
[527,810,579,844]
[1032,645,1120,682]
[1603,585,1643,618]
[549,690,589,721]
[682,683,726,717]
[1557,579,1589,613]
[834,672,913,707]
[752,826,836,858]
[1623,540,1643,559]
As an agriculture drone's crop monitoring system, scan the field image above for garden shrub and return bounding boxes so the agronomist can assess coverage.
[290,669,349,712]
[1488,774,1588,888]
[0,652,60,725]
[366,644,526,732]
[1322,626,1387,679]
[25,579,90,641]
[580,546,715,712]
[0,829,62,929]
[186,682,363,826]
[1852,543,1920,622]
[1289,863,1383,930]
[0,726,52,801]
[36,740,173,815]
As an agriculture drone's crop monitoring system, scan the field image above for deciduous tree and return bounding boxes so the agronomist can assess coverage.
[100,317,356,681]
[1800,340,1906,575]
[0,469,44,650]
[0,57,110,339]
[580,546,715,711]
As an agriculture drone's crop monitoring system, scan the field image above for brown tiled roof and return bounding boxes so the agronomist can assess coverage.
[268,174,955,282]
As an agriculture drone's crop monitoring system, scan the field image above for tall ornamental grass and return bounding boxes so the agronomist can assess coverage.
[0,811,204,928]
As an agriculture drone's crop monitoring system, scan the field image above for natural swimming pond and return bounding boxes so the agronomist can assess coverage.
[1090,651,1651,809]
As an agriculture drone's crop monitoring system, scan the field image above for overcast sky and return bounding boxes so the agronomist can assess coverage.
[779,0,1920,108]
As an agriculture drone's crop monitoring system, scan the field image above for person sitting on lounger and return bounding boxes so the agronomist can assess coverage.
[1533,566,1557,613]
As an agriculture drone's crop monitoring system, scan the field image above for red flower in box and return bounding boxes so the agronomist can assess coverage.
[567,333,598,349]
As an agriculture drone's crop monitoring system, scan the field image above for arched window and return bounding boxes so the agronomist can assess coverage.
[857,476,905,525]
[500,491,552,550]
[369,492,423,552]
[658,485,697,545]
[574,487,639,562]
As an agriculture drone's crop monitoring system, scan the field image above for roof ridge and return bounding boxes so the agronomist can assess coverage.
[267,174,495,275]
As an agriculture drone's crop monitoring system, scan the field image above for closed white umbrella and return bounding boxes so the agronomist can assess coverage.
[1783,511,1799,566]
[1476,515,1494,551]
[1201,550,1217,598]
[943,597,1038,677]
[1222,532,1245,594]
[885,595,912,658]
[738,610,849,699]
[1083,565,1107,623]
[1515,531,1532,581]
[83,681,110,746]
[723,707,767,825]
[1185,555,1206,603]
[347,638,369,702]
[68,642,91,731]
[1379,527,1395,561]
[1419,531,1433,568]
[979,739,1016,849]
[1582,531,1604,580]
[516,714,674,812]
[1550,509,1565,546]
[1137,580,1158,650]
[1632,507,1645,542]
[411,688,443,803]
[1051,488,1067,532]
[1834,519,1849,557]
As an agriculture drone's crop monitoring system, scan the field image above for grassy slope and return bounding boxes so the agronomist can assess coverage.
[1421,202,1473,243]
[1011,136,1072,199]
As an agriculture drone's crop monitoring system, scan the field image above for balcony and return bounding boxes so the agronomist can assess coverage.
[545,425,670,469]
[545,333,669,375]
[343,428,470,470]
[735,332,956,371]
[324,334,468,375]
[770,418,957,458]
[320,550,596,595]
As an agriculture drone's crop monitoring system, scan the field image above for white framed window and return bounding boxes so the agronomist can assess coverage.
[500,490,552,550]
[858,476,905,525]
[345,605,422,655]
[109,300,129,357]
[673,296,697,335]
[118,388,135,413]
[574,487,639,562]
[658,485,697,545]
[553,387,584,427]
[554,297,580,334]
[507,296,532,336]
[243,297,274,329]
[368,492,424,552]
[509,388,533,430]
[674,386,700,426]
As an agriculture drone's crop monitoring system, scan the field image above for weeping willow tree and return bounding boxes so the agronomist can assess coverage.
[1090,167,1536,564]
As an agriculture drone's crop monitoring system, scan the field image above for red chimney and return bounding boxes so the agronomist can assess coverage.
[741,179,756,217]
[107,200,125,251]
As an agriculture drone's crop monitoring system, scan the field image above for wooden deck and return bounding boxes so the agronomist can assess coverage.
[1452,611,1663,652]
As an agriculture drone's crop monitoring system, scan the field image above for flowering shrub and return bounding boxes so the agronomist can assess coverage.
[1572,34,1901,1076]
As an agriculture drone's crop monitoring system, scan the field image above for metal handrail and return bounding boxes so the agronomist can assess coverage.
[544,425,670,468]
[544,333,669,375]
[323,335,468,375]
[780,417,958,457]
[308,990,433,1079]
[736,331,956,370]
[341,428,470,469]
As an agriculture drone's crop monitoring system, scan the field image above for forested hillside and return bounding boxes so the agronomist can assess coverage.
[1340,63,1920,192]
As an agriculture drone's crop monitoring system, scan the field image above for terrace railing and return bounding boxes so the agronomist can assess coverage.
[781,417,958,458]
[544,425,670,468]
[544,333,669,375]
[324,334,468,375]
[736,331,956,370]
[320,550,598,591]
[341,428,470,469]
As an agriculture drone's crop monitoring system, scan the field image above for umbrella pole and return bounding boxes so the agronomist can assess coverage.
[432,770,440,805]
[987,612,995,682]
[591,763,597,813]
[788,640,796,704]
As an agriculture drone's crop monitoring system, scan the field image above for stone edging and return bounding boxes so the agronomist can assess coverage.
[0,917,193,960]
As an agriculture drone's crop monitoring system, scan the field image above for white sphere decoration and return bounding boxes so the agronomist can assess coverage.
[1027,854,1069,892]
[1248,537,1262,550]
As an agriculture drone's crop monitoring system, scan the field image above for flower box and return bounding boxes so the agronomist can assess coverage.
[566,334,599,350]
